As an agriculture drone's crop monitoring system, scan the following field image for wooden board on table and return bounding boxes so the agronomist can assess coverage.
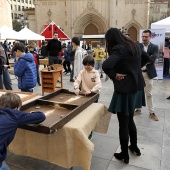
[40,89,97,106]
[0,90,37,102]
[19,89,99,134]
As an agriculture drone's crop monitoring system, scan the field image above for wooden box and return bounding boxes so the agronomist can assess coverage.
[19,89,99,134]
[41,64,63,95]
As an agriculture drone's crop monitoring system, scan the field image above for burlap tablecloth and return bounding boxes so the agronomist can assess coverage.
[9,103,109,170]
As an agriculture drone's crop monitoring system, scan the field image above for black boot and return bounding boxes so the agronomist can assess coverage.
[129,131,141,156]
[114,152,129,164]
[128,145,141,156]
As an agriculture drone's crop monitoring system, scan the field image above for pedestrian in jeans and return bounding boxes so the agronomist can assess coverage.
[69,49,75,82]
[92,43,105,78]
[62,45,71,75]
[47,32,61,65]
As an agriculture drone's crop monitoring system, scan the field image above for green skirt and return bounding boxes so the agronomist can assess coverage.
[108,89,146,116]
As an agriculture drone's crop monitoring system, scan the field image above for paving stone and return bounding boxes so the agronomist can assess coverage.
[161,147,170,170]
[164,109,170,119]
[137,128,163,146]
[113,143,161,170]
[107,161,151,170]
[51,165,69,170]
[6,154,55,170]
[90,157,110,170]
[92,134,119,160]
[134,114,164,131]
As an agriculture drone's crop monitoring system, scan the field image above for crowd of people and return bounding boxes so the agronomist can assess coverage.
[0,27,169,169]
[0,31,107,92]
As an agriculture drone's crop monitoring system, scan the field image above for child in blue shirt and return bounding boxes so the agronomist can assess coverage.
[0,92,46,170]
[13,42,37,92]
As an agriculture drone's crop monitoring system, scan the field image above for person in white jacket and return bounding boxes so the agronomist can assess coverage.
[74,55,102,96]
[71,37,83,79]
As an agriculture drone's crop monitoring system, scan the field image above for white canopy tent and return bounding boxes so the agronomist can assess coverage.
[0,25,23,40]
[18,27,45,40]
[151,17,170,36]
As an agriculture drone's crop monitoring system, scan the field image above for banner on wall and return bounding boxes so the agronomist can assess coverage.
[139,29,165,79]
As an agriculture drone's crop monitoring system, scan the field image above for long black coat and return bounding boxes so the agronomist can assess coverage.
[102,45,142,93]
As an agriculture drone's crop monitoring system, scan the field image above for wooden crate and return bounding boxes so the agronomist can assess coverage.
[41,64,63,96]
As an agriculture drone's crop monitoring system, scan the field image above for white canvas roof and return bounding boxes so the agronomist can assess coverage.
[18,27,45,40]
[0,25,22,40]
[151,17,170,32]
[82,34,105,39]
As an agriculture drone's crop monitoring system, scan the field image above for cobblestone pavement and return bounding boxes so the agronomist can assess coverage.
[5,64,170,170]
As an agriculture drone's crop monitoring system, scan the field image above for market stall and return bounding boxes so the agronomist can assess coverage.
[151,17,170,36]
[18,27,45,40]
[41,21,70,41]
[0,25,23,40]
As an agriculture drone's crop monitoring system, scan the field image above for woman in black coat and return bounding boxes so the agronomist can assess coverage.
[102,28,143,164]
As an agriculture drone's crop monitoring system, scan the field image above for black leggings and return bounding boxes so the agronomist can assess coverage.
[117,112,137,154]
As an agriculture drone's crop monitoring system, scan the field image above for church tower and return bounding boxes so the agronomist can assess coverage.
[0,0,12,28]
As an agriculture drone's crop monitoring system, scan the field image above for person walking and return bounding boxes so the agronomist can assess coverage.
[69,49,76,82]
[71,37,83,80]
[47,32,61,65]
[103,28,143,164]
[62,45,71,75]
[13,42,37,92]
[92,43,105,78]
[40,41,48,68]
[163,39,170,77]
[134,29,159,121]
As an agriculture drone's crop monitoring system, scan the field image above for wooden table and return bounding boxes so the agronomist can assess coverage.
[9,103,109,170]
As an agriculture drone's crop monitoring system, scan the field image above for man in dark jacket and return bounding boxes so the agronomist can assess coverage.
[13,42,37,92]
[134,29,159,121]
[47,32,61,65]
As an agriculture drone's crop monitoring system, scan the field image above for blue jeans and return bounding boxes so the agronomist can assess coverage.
[0,68,12,90]
[94,60,103,74]
[0,162,10,170]
[36,66,40,84]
